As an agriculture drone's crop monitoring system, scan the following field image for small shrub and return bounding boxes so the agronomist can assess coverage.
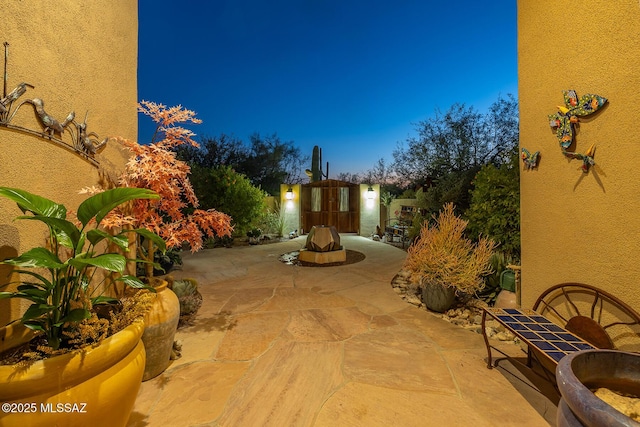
[258,201,286,237]
[404,203,496,294]
[192,165,266,237]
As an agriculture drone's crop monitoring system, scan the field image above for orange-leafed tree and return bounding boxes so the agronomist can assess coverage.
[105,101,233,278]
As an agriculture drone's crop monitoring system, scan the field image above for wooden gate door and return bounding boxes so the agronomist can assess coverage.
[301,180,359,233]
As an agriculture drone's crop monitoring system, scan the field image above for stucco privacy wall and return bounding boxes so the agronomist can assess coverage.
[359,183,380,237]
[518,1,640,310]
[280,183,302,236]
[0,1,138,325]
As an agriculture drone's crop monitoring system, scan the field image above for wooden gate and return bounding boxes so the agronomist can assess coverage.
[301,179,359,233]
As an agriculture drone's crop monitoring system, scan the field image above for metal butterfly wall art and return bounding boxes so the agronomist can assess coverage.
[521,147,540,170]
[548,90,607,173]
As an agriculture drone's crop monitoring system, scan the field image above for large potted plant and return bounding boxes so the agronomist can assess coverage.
[403,203,495,312]
[0,186,165,427]
[556,349,640,426]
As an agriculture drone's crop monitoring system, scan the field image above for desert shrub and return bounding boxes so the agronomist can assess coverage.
[404,203,496,294]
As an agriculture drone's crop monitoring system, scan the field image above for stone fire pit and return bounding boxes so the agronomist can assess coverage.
[298,225,346,264]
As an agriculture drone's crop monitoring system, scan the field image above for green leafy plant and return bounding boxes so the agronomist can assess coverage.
[259,201,286,237]
[168,277,202,327]
[404,203,496,295]
[191,164,266,237]
[380,191,396,220]
[477,251,510,305]
[0,187,165,350]
[465,155,520,261]
[135,243,182,277]
[246,228,262,238]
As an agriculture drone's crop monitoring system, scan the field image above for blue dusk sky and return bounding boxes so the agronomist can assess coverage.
[138,1,518,178]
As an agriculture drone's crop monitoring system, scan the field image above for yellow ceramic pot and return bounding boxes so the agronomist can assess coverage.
[0,320,145,427]
[142,280,180,380]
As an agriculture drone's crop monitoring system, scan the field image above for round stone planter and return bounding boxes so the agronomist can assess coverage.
[142,280,180,380]
[421,282,456,313]
[556,349,640,427]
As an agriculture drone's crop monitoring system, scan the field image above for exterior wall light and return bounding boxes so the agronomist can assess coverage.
[366,186,376,200]
[285,187,294,200]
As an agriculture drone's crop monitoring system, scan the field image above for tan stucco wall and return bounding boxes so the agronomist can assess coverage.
[518,1,640,312]
[0,1,138,325]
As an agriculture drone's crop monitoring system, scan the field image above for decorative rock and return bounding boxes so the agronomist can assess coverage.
[389,268,519,345]
[405,295,423,307]
[496,332,512,341]
[170,340,183,360]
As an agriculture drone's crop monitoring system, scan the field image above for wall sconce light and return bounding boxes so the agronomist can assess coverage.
[285,186,294,200]
[366,185,376,200]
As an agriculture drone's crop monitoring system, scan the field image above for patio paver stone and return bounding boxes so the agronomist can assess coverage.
[128,235,553,426]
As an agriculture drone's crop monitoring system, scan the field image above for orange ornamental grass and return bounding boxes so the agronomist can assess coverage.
[102,101,232,277]
[404,203,495,295]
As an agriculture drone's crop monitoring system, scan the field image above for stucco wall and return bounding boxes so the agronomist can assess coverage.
[0,1,138,325]
[518,1,640,311]
[280,183,302,236]
[386,198,419,225]
[359,184,380,237]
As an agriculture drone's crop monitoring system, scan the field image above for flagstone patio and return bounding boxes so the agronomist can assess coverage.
[127,235,555,426]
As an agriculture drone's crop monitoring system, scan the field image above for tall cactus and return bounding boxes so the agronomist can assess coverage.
[310,145,329,182]
[312,145,321,181]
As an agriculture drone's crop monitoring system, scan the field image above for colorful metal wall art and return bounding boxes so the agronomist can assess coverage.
[548,90,607,173]
[521,148,540,170]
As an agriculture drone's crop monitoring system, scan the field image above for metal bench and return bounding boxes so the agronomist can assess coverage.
[482,307,595,369]
[481,283,640,387]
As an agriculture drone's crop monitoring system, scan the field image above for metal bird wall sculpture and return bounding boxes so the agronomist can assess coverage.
[0,82,33,113]
[74,111,108,155]
[27,98,74,135]
[548,90,607,173]
[0,41,107,164]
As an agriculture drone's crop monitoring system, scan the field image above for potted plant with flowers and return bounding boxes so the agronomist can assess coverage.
[0,186,165,427]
